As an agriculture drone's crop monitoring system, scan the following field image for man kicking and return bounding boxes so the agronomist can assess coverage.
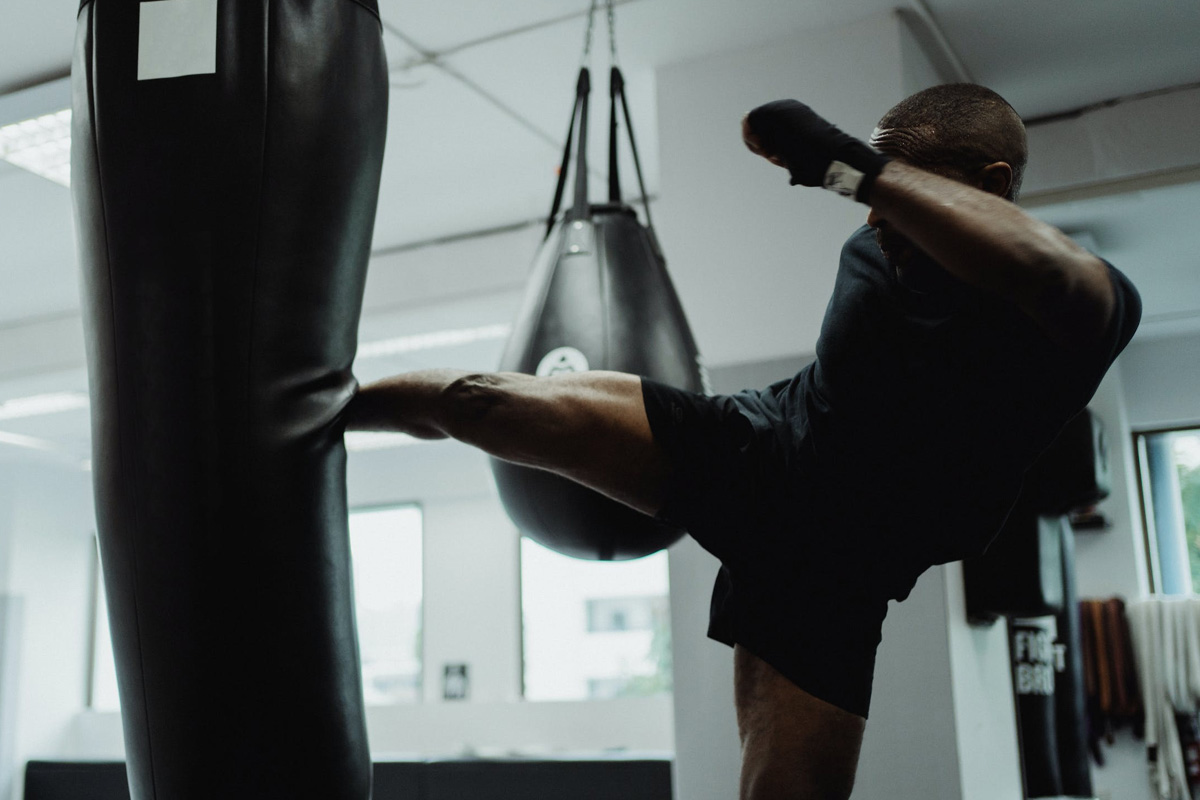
[347,84,1141,800]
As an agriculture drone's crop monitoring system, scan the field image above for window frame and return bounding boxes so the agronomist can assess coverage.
[1133,424,1200,594]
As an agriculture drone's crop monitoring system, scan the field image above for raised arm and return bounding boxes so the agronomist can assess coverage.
[743,99,1116,352]
[865,160,1114,350]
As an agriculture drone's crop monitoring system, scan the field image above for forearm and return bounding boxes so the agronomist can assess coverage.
[868,161,1115,347]
[345,368,468,438]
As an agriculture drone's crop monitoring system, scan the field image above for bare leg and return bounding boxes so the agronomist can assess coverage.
[735,645,866,800]
[346,369,671,516]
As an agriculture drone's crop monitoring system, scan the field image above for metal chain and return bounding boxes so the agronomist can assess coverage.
[581,0,598,62]
[606,0,618,63]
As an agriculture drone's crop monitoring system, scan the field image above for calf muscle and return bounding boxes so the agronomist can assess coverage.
[347,369,671,517]
[735,646,865,800]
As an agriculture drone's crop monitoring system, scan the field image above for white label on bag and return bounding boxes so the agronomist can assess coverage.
[536,347,590,377]
[138,0,218,81]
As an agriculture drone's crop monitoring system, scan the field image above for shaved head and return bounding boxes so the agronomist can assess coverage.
[871,84,1027,200]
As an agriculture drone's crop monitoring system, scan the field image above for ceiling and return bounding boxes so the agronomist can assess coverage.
[0,0,1198,462]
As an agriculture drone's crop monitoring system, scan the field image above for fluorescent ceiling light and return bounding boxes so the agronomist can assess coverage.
[357,323,511,360]
[0,429,90,471]
[0,108,71,187]
[0,430,63,453]
[0,391,90,420]
[0,77,72,187]
[344,431,422,452]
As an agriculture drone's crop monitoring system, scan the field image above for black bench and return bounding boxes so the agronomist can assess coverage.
[25,758,672,800]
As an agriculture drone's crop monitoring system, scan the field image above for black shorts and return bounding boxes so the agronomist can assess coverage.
[641,377,892,719]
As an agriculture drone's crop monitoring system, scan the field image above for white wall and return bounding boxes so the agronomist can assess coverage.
[858,567,965,800]
[0,596,23,800]
[1075,364,1149,602]
[654,12,912,369]
[418,494,522,706]
[0,462,95,800]
[666,535,738,800]
[1120,332,1200,431]
[854,557,1022,800]
[944,562,1024,799]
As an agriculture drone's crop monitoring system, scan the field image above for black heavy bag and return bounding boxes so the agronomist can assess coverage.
[964,499,1065,625]
[491,67,704,560]
[1026,409,1110,516]
[1051,517,1095,797]
[71,2,386,797]
[963,410,1108,625]
[1011,616,1065,798]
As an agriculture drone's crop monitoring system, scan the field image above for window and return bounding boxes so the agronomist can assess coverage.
[521,537,672,701]
[89,505,423,710]
[1136,428,1200,593]
[348,505,423,705]
[89,543,119,712]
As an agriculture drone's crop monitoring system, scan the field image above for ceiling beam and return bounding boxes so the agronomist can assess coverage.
[900,0,973,83]
[1021,83,1200,203]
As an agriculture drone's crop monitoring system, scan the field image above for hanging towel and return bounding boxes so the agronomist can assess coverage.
[1127,596,1197,800]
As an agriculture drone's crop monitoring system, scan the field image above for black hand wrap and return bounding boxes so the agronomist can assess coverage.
[747,99,891,203]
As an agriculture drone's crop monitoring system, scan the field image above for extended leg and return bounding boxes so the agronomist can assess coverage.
[347,369,671,516]
[735,645,866,800]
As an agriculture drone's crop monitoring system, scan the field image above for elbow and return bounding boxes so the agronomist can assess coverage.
[1030,253,1116,352]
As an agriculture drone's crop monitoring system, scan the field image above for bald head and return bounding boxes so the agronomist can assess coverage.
[871,84,1028,201]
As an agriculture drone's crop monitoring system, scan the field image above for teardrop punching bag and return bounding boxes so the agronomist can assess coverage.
[70,1,386,797]
[491,67,704,561]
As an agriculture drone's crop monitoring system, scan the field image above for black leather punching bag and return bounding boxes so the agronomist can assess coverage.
[1027,409,1110,516]
[964,500,1065,625]
[70,2,386,797]
[1052,517,1095,798]
[491,67,704,560]
[1011,616,1065,798]
[964,410,1109,624]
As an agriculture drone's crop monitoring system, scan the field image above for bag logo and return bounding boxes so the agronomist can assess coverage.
[536,347,590,376]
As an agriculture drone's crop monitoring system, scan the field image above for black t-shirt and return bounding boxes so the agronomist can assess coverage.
[753,225,1141,598]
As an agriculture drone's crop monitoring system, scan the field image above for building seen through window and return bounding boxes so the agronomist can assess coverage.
[521,537,672,701]
[1137,428,1200,593]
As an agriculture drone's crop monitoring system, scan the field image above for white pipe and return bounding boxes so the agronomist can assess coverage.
[907,0,974,83]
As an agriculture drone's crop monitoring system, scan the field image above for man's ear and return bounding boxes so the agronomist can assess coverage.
[977,162,1014,199]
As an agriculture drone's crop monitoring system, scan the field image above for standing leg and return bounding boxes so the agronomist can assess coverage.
[734,645,866,800]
